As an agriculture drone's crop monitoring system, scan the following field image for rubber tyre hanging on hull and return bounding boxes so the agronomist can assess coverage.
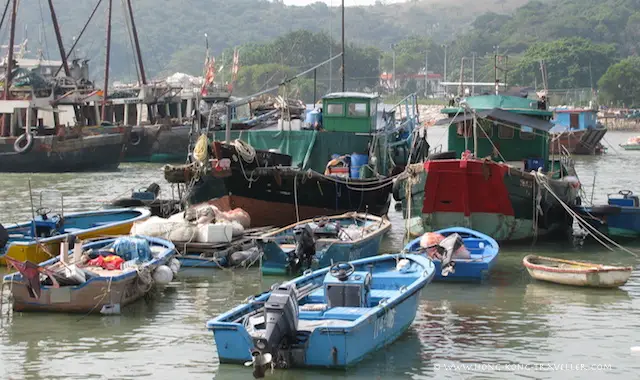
[427,151,457,160]
[13,132,34,154]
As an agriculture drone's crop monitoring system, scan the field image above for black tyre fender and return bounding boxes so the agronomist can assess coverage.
[427,150,457,160]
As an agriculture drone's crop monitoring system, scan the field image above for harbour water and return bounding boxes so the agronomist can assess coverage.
[1,130,640,379]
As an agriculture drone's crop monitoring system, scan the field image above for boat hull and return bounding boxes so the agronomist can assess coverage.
[395,160,578,242]
[3,236,176,313]
[0,208,151,266]
[123,124,191,163]
[259,214,391,275]
[574,205,640,238]
[404,227,499,282]
[523,255,632,288]
[191,177,391,229]
[619,144,640,151]
[0,134,126,172]
[549,128,607,155]
[207,254,435,368]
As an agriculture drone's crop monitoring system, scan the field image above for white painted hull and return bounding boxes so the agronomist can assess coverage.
[525,266,632,288]
[523,255,633,288]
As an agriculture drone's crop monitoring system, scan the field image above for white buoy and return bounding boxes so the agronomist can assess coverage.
[153,265,173,285]
[631,346,640,353]
[168,258,181,275]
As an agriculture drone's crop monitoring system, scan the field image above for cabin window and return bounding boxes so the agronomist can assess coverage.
[520,126,535,140]
[327,103,344,116]
[348,103,368,117]
[456,121,472,137]
[478,121,493,139]
[570,113,580,129]
[498,125,514,139]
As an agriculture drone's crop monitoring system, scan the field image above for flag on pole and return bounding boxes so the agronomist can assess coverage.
[201,50,216,96]
[228,47,240,91]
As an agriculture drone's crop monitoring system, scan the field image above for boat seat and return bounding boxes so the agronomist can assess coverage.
[297,319,351,332]
[369,289,398,304]
[305,287,325,303]
[279,244,296,254]
[322,307,370,321]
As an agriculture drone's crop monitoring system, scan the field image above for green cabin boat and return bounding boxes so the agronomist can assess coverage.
[169,92,420,227]
[394,94,580,242]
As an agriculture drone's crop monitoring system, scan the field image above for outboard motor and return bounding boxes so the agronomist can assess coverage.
[0,223,8,250]
[250,283,299,378]
[289,224,315,274]
[433,233,464,276]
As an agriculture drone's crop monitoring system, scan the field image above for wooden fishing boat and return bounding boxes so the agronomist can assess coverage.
[257,212,391,276]
[404,227,499,282]
[0,208,150,265]
[206,254,435,377]
[522,255,633,288]
[1,235,177,314]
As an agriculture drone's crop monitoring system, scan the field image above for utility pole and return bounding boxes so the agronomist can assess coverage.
[47,0,70,77]
[341,0,345,92]
[443,44,448,82]
[1,0,17,137]
[471,51,476,96]
[101,0,112,123]
[424,50,429,97]
[392,44,396,96]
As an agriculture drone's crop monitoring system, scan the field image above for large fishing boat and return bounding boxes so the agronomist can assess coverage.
[394,93,580,242]
[0,0,129,172]
[549,107,607,155]
[169,89,420,227]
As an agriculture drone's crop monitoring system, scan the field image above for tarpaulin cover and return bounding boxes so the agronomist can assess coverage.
[212,130,374,172]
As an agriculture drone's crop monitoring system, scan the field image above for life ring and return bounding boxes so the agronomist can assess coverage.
[130,131,142,146]
[13,132,34,154]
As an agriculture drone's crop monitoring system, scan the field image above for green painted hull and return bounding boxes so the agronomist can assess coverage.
[619,144,640,151]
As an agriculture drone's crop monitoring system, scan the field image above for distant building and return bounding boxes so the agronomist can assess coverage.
[380,71,444,96]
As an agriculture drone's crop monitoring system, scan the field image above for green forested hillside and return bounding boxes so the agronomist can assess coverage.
[6,0,640,103]
[7,0,534,81]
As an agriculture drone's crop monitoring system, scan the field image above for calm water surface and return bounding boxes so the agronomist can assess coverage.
[1,131,640,379]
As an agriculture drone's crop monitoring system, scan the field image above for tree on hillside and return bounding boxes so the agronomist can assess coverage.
[598,57,640,107]
[510,38,615,89]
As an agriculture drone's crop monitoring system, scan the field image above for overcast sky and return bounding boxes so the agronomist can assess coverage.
[284,0,406,5]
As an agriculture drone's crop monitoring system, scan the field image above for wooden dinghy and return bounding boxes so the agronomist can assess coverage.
[522,255,633,288]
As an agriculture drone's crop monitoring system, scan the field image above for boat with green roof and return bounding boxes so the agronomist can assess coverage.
[394,92,581,242]
[166,89,421,228]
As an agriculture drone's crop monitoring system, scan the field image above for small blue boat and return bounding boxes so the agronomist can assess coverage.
[404,227,499,282]
[206,254,435,376]
[257,212,391,276]
[573,190,640,238]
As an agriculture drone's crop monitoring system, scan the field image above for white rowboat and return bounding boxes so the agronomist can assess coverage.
[522,255,633,288]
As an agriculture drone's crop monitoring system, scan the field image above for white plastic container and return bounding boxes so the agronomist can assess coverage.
[64,264,86,284]
[197,223,233,243]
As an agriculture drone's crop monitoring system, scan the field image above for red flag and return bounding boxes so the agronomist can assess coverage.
[229,48,240,91]
[201,53,216,96]
[4,256,44,299]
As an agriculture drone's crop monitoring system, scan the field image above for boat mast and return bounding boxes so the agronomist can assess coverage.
[126,0,146,84]
[101,0,112,122]
[47,0,71,77]
[341,0,345,92]
[1,0,17,137]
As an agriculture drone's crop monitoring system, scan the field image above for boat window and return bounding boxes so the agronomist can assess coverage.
[570,113,580,129]
[327,103,344,116]
[520,126,535,140]
[456,121,472,138]
[498,125,514,139]
[478,121,493,139]
[348,103,368,117]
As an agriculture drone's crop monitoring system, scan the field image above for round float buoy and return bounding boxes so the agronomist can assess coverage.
[14,132,34,154]
[168,258,181,275]
[153,265,173,285]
